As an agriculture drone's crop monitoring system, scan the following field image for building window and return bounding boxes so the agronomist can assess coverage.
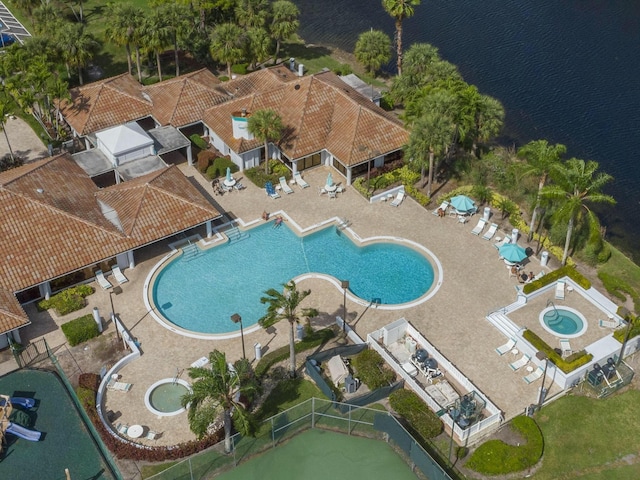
[298,152,321,171]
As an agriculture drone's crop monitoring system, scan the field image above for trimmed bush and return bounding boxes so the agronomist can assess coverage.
[522,266,591,294]
[231,63,248,75]
[255,327,336,378]
[351,349,396,390]
[206,156,238,179]
[61,314,100,347]
[189,134,209,150]
[243,160,287,189]
[197,150,216,173]
[466,415,543,474]
[389,389,443,439]
[38,285,95,316]
[523,329,593,373]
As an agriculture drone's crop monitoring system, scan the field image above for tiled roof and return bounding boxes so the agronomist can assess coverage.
[0,287,29,333]
[201,71,408,166]
[0,154,221,333]
[59,74,153,136]
[60,66,298,136]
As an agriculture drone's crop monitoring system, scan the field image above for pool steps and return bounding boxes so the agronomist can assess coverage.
[225,226,249,243]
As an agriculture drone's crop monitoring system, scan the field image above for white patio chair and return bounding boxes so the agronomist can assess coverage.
[432,201,449,216]
[555,280,566,300]
[560,338,572,358]
[482,223,498,240]
[279,176,294,194]
[390,191,405,207]
[95,269,113,290]
[112,265,128,284]
[495,337,516,356]
[470,218,487,235]
[294,172,309,188]
[523,366,544,384]
[509,353,530,371]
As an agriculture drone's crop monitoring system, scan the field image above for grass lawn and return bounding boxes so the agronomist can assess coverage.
[596,244,640,312]
[530,389,640,479]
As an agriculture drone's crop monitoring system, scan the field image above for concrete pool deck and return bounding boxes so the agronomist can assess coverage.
[7,163,619,448]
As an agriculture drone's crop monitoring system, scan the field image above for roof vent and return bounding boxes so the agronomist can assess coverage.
[36,188,44,194]
[142,92,152,103]
[294,84,300,90]
[241,108,247,117]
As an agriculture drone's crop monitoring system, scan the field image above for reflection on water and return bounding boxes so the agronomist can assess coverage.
[294,0,640,261]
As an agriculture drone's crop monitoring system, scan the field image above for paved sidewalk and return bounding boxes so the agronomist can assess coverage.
[0,115,48,162]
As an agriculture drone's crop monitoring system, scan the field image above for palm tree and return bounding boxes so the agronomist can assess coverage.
[0,97,15,161]
[182,350,257,453]
[382,0,420,75]
[270,0,299,65]
[540,158,615,265]
[141,11,171,81]
[246,27,272,69]
[105,3,145,79]
[57,23,99,85]
[473,94,504,154]
[390,42,440,104]
[404,109,454,197]
[259,281,316,378]
[354,30,392,75]
[235,0,269,29]
[247,109,283,174]
[210,22,245,79]
[518,140,566,242]
[156,2,192,77]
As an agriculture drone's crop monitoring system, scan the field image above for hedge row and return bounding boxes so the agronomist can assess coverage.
[61,314,100,346]
[466,415,543,474]
[522,265,591,295]
[351,349,396,390]
[388,389,443,440]
[38,284,95,316]
[523,329,593,373]
[243,160,291,189]
[255,327,336,378]
[189,134,209,150]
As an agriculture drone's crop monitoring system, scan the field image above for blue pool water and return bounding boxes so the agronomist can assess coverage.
[152,224,435,334]
[543,309,584,336]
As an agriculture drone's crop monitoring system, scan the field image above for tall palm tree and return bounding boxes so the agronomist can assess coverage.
[518,140,566,241]
[354,30,392,75]
[540,158,615,265]
[0,97,15,161]
[105,4,144,79]
[235,0,269,29]
[57,23,99,85]
[390,42,440,104]
[156,2,192,77]
[141,11,171,81]
[247,109,283,174]
[246,27,272,69]
[259,281,316,378]
[210,22,245,79]
[182,350,257,453]
[382,0,420,75]
[270,0,299,65]
[473,94,504,154]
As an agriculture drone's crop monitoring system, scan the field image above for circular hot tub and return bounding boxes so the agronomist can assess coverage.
[144,378,191,417]
[539,306,588,338]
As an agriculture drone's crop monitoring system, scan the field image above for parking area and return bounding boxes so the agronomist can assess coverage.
[0,2,31,45]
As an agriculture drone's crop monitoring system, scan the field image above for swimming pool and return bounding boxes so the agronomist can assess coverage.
[150,223,437,335]
[540,306,588,338]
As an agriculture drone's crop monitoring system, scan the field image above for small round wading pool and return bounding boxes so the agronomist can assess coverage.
[144,379,191,417]
[539,306,588,338]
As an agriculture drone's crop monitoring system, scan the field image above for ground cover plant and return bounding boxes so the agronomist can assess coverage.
[389,389,443,440]
[466,415,543,475]
[61,314,99,346]
[351,349,396,390]
[37,284,95,315]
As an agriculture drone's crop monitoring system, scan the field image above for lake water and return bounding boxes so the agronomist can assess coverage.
[294,0,640,261]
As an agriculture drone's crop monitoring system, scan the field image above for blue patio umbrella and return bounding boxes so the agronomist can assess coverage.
[450,194,475,213]
[326,172,333,187]
[226,167,232,183]
[499,243,528,263]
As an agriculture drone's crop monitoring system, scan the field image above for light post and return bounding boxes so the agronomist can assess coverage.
[341,280,349,333]
[231,313,245,359]
[617,313,634,366]
[536,351,549,407]
[109,285,123,341]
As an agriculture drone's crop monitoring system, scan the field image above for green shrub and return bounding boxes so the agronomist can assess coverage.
[219,76,229,82]
[189,134,209,150]
[231,63,248,75]
[76,386,96,409]
[522,329,593,373]
[389,389,443,439]
[37,285,95,316]
[255,327,336,377]
[243,160,288,189]
[613,315,639,343]
[61,314,100,347]
[379,92,394,111]
[466,415,543,474]
[351,349,396,390]
[405,184,429,206]
[332,63,352,76]
[522,266,591,294]
[205,157,238,179]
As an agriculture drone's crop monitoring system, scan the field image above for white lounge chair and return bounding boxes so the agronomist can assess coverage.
[107,378,132,392]
[482,223,498,240]
[509,353,530,371]
[599,318,620,329]
[470,218,487,235]
[523,366,544,384]
[390,191,405,207]
[525,271,545,284]
[146,430,159,441]
[555,280,566,300]
[432,201,449,216]
[279,176,294,194]
[293,172,309,188]
[116,423,129,435]
[95,269,113,290]
[560,339,572,358]
[112,265,128,284]
[493,235,512,249]
[495,337,517,356]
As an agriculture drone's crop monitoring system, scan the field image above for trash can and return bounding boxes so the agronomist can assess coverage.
[92,307,103,333]
[541,251,549,267]
[289,57,295,71]
[345,375,357,394]
[296,324,305,340]
[483,207,491,221]
[511,228,519,242]
[254,343,262,361]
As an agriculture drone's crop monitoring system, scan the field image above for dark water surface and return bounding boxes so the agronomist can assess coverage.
[294,0,640,261]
